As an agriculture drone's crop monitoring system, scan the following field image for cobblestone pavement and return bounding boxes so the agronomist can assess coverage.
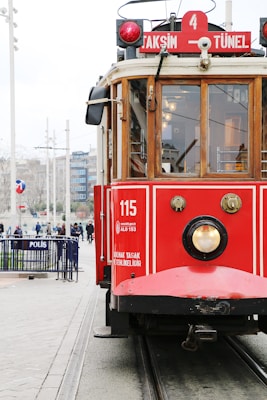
[0,240,96,400]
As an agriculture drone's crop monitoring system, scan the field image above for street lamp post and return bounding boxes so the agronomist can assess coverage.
[0,0,18,232]
[65,120,70,237]
[45,118,50,224]
[53,130,56,230]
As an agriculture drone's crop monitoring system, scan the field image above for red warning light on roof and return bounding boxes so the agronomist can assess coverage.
[262,21,267,39]
[116,19,143,48]
[120,21,141,44]
[260,18,267,47]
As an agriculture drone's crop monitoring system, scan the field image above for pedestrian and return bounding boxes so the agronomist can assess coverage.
[14,225,23,237]
[47,222,52,235]
[0,222,4,237]
[35,221,41,236]
[13,225,23,250]
[56,223,61,234]
[86,221,94,243]
[79,223,84,240]
[58,223,65,235]
[71,223,80,238]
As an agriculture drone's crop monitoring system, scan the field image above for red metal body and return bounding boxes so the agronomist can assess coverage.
[93,181,267,338]
[96,182,267,282]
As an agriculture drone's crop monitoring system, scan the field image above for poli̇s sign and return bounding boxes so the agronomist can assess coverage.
[16,179,26,194]
[27,240,49,250]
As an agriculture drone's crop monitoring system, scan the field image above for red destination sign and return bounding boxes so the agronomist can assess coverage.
[140,10,251,54]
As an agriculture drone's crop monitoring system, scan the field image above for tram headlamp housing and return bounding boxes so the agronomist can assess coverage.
[183,216,228,261]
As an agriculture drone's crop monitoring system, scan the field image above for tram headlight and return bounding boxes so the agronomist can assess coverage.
[183,216,228,261]
[192,225,220,253]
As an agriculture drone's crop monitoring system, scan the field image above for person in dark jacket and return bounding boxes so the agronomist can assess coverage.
[35,221,41,236]
[13,225,23,249]
[86,221,94,243]
[0,222,4,237]
[79,223,84,241]
[14,226,22,237]
[71,223,80,238]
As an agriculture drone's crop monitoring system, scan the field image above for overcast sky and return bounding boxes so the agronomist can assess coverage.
[0,0,266,159]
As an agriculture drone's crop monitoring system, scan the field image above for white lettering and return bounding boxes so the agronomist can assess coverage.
[113,250,142,267]
[29,240,47,249]
[114,251,125,258]
[144,33,178,50]
[113,258,142,267]
[144,34,153,49]
[235,35,247,48]
[120,199,137,217]
[189,13,198,30]
[114,259,131,266]
[132,260,142,266]
[126,252,140,259]
[214,33,249,49]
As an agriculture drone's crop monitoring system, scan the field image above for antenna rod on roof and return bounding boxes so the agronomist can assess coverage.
[225,0,232,31]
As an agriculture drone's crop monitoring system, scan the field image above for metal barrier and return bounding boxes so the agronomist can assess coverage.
[0,236,79,281]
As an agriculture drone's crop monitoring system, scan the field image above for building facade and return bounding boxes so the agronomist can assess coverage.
[0,149,97,215]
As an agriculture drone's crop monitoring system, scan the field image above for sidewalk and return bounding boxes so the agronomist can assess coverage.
[0,240,97,400]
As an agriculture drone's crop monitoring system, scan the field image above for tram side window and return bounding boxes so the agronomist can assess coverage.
[129,79,147,177]
[161,85,200,175]
[262,79,267,178]
[207,84,249,174]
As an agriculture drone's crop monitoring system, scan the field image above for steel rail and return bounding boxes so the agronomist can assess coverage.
[225,336,267,385]
[135,336,170,400]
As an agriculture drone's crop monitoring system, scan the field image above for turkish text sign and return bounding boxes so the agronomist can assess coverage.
[140,10,251,53]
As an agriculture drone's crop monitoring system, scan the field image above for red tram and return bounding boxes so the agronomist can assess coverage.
[86,2,267,349]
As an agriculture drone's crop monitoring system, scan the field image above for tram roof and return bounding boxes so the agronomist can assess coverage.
[97,55,267,87]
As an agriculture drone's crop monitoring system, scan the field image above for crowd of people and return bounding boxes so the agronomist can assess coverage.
[35,221,52,236]
[56,221,94,241]
[35,220,94,242]
[4,220,95,241]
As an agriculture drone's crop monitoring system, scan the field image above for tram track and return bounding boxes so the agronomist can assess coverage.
[134,335,168,400]
[135,334,267,400]
[224,335,267,386]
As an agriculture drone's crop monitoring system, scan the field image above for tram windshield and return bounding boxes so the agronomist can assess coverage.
[161,82,249,176]
[162,85,200,174]
[208,84,248,174]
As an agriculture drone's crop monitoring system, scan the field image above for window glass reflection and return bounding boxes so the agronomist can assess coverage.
[129,79,147,177]
[208,84,249,173]
[161,85,200,175]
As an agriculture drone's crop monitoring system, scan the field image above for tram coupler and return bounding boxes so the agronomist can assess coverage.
[194,325,217,342]
[181,324,198,351]
[181,324,217,351]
